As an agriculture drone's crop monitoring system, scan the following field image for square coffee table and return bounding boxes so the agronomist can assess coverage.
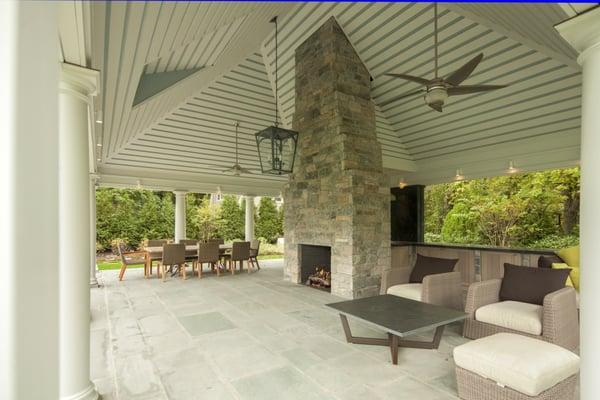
[326,294,467,365]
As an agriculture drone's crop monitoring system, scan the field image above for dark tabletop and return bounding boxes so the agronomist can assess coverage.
[326,294,467,337]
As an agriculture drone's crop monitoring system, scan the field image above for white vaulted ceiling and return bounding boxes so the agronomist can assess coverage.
[59,1,584,192]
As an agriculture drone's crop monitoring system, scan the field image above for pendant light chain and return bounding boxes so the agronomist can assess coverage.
[235,121,239,164]
[434,2,438,78]
[274,16,279,127]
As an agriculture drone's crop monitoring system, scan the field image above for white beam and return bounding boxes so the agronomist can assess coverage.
[97,165,284,197]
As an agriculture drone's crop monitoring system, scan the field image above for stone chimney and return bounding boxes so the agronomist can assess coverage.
[283,17,390,299]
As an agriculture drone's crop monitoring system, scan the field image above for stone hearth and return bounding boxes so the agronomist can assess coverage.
[283,17,390,299]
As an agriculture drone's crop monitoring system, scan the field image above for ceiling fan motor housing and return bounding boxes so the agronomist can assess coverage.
[424,86,448,105]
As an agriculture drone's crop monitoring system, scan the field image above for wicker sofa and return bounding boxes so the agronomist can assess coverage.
[463,278,579,350]
[380,264,462,310]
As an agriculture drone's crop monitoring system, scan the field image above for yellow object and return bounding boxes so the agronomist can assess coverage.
[552,263,574,287]
[555,246,580,291]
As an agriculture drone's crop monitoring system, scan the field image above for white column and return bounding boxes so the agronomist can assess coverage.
[174,190,187,242]
[90,175,99,287]
[0,2,60,399]
[245,196,255,241]
[59,63,99,400]
[557,9,600,400]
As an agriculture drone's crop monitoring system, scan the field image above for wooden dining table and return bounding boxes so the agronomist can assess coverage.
[143,244,232,277]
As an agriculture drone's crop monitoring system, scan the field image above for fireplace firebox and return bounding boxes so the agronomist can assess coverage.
[299,245,331,291]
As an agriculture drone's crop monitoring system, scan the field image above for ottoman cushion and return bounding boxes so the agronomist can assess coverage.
[387,283,422,301]
[453,333,580,396]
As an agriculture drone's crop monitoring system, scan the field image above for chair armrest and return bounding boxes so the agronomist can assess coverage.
[542,287,579,350]
[422,271,462,310]
[124,251,147,257]
[464,279,502,317]
[380,266,412,294]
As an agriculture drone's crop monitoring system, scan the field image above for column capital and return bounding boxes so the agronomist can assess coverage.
[89,173,100,184]
[173,190,188,196]
[555,7,600,64]
[60,63,100,102]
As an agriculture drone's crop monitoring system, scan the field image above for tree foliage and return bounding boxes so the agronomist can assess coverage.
[255,197,283,243]
[217,195,245,241]
[96,190,256,250]
[426,167,580,248]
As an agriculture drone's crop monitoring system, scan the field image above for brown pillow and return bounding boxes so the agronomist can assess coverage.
[537,255,565,269]
[500,263,571,305]
[409,254,458,283]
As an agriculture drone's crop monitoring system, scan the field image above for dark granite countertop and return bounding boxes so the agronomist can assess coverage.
[391,241,556,255]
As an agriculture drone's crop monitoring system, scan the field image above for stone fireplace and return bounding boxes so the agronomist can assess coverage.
[283,17,391,299]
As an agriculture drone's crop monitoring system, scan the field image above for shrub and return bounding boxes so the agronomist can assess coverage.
[527,234,579,250]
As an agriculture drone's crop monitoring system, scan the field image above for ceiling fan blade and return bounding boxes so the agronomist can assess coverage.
[385,73,430,86]
[444,53,484,86]
[428,102,443,112]
[379,89,425,107]
[447,84,507,96]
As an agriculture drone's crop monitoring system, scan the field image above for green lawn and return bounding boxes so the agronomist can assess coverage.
[97,254,283,271]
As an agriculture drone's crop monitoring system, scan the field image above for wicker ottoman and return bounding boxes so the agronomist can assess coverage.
[453,333,579,400]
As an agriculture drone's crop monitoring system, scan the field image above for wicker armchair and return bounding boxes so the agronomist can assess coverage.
[463,279,579,350]
[380,264,462,310]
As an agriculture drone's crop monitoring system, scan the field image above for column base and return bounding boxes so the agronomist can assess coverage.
[61,382,99,400]
[89,276,99,287]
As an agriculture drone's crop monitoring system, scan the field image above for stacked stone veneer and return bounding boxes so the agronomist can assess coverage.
[283,17,391,299]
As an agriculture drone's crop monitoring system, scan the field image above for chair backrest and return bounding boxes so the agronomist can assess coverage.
[117,242,128,263]
[179,239,198,246]
[208,238,225,245]
[162,243,185,265]
[231,241,250,261]
[197,242,220,263]
[147,239,168,247]
[250,240,260,257]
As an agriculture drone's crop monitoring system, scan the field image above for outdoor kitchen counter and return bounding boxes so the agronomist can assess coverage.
[390,242,557,285]
[391,241,555,255]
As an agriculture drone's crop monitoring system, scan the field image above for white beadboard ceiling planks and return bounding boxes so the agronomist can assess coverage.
[60,1,582,191]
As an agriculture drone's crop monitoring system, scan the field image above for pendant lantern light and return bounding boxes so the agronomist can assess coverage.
[255,16,299,175]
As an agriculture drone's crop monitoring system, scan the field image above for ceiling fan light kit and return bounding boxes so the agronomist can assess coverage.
[221,121,254,177]
[384,3,507,112]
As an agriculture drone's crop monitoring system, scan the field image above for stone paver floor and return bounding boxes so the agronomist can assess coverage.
[91,259,470,400]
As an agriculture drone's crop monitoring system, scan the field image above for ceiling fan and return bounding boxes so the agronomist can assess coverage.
[382,3,507,112]
[221,122,254,176]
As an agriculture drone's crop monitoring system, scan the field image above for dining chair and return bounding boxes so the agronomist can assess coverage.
[194,242,220,278]
[145,239,169,277]
[179,239,199,262]
[117,242,146,281]
[159,243,186,282]
[249,239,261,271]
[223,241,251,275]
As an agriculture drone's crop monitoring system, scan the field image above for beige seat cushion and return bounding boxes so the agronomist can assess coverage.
[454,333,580,396]
[387,283,422,301]
[476,301,543,335]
